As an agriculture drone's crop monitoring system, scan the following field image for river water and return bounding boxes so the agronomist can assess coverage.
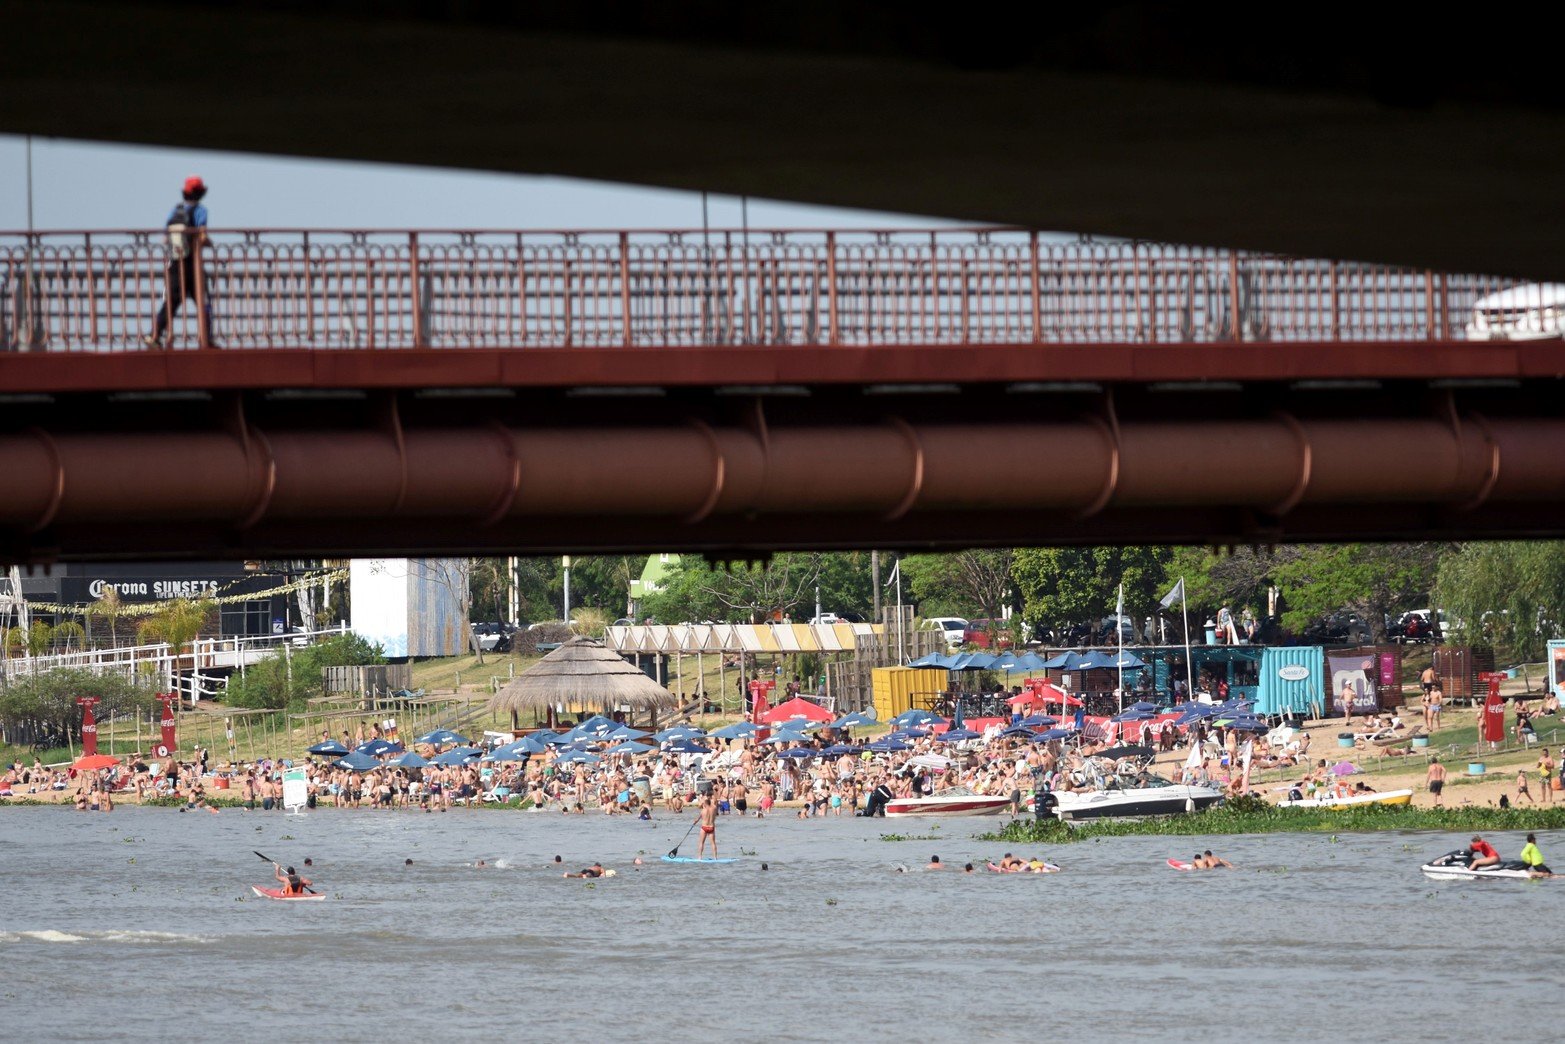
[1,806,1555,1041]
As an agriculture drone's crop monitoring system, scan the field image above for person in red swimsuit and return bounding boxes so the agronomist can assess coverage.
[1467,835,1500,870]
[696,790,719,859]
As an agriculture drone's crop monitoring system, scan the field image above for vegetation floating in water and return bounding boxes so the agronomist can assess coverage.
[981,798,1565,844]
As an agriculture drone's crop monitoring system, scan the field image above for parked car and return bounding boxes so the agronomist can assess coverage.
[963,619,1014,650]
[810,613,841,625]
[924,617,969,648]
[1302,611,1371,645]
[1096,614,1136,645]
[1465,283,1565,341]
[1387,610,1441,644]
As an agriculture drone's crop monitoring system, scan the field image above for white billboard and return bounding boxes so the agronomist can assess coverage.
[351,558,468,658]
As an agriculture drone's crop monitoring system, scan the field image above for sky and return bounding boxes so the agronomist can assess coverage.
[0,135,961,232]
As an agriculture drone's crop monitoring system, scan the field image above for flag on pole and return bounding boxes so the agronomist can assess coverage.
[1184,740,1203,770]
[1116,584,1124,620]
[1159,578,1185,609]
[884,559,900,587]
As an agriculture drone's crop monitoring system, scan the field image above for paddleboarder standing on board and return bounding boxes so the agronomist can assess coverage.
[273,862,311,897]
[696,790,719,859]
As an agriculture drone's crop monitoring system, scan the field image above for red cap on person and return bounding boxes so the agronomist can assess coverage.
[183,175,206,195]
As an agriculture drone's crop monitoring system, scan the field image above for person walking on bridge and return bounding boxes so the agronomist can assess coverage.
[145,175,212,348]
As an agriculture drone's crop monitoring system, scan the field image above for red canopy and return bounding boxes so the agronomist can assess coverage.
[1018,681,1083,708]
[760,696,834,723]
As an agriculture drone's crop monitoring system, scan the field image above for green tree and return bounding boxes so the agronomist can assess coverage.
[1266,544,1446,642]
[0,667,157,744]
[902,550,1015,621]
[569,556,640,619]
[84,587,124,648]
[1013,546,1172,640]
[137,598,217,691]
[642,553,873,623]
[1435,541,1565,660]
[570,606,610,639]
[226,632,384,710]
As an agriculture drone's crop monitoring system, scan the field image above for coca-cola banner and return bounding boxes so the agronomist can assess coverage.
[156,694,178,759]
[77,697,100,758]
[1328,654,1380,716]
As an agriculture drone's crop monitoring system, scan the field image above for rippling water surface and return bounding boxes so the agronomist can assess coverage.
[1,806,1556,1041]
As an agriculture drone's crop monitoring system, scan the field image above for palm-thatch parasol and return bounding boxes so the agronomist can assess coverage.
[490,636,679,726]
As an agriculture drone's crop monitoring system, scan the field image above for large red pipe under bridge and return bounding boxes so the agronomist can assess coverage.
[2,227,1564,563]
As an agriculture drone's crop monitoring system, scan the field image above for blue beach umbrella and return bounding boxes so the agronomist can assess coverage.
[432,747,483,766]
[890,709,943,728]
[778,747,817,760]
[1000,725,1037,739]
[830,710,877,729]
[307,740,349,756]
[483,745,529,763]
[1110,708,1156,723]
[605,741,656,756]
[935,728,981,743]
[664,739,713,755]
[555,750,601,766]
[710,721,758,740]
[1018,714,1058,728]
[866,737,911,753]
[1034,728,1073,741]
[416,728,469,747]
[653,725,705,742]
[386,750,430,769]
[764,729,811,746]
[335,751,380,772]
[356,738,400,756]
[1040,650,1089,670]
[607,726,651,742]
[820,744,860,756]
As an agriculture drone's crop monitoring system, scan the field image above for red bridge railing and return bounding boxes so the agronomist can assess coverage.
[0,228,1520,352]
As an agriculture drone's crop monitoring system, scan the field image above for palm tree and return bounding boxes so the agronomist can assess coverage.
[570,606,610,639]
[137,598,215,697]
[85,587,123,648]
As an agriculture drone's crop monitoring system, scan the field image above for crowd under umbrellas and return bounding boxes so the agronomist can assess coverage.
[270,635,1294,817]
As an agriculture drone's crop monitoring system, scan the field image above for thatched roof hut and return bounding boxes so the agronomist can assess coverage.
[489,636,679,722]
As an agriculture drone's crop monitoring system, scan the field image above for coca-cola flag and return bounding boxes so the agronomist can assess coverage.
[1481,690,1506,743]
[77,697,100,758]
[156,693,178,758]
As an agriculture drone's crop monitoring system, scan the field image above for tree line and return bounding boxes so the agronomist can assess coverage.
[490,543,1565,662]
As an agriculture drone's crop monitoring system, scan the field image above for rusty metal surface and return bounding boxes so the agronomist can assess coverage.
[3,382,1565,562]
[0,229,1536,355]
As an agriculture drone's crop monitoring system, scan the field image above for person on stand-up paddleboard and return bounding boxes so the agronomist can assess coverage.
[696,790,719,860]
[274,862,311,897]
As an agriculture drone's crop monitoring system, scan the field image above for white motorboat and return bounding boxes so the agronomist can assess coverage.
[1044,775,1224,821]
[884,785,1012,817]
[1420,850,1537,881]
[1032,744,1223,822]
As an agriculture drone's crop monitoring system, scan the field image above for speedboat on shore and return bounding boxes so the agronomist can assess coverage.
[1420,850,1536,881]
[1030,745,1223,821]
[1279,788,1414,810]
[884,786,1012,817]
[1045,775,1224,821]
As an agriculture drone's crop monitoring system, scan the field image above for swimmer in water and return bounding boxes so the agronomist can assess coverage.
[563,862,606,879]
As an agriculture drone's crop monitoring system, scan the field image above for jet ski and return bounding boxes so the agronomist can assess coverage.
[1420,849,1536,881]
